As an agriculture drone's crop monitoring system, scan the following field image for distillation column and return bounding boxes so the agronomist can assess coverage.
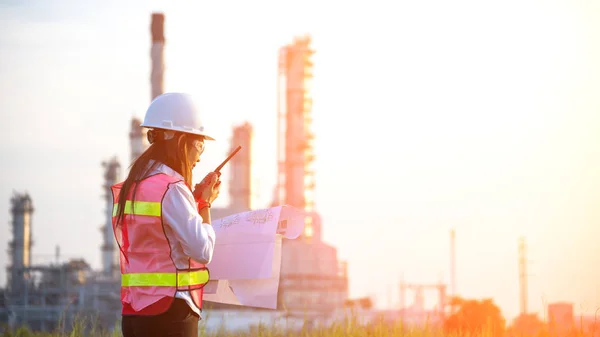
[8,193,34,296]
[129,117,147,162]
[101,157,121,277]
[275,36,316,239]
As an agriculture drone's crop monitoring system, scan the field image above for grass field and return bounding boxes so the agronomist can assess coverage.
[0,324,483,337]
[1,317,594,337]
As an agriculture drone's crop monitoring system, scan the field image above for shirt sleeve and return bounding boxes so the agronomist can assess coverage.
[161,182,216,264]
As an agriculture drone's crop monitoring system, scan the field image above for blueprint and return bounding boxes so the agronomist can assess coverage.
[203,205,305,309]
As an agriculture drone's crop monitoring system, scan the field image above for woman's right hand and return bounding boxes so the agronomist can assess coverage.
[193,172,221,204]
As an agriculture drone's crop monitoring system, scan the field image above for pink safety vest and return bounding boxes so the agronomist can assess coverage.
[111,173,209,315]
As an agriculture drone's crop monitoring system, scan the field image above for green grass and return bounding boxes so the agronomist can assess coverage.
[1,315,593,337]
[0,322,467,337]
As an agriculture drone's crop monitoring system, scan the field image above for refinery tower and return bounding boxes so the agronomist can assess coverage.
[274,36,348,316]
[7,193,34,299]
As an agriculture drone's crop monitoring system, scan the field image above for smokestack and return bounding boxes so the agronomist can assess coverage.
[150,13,165,101]
[450,228,456,297]
[128,13,164,163]
[9,192,33,293]
[101,157,121,278]
[230,122,253,212]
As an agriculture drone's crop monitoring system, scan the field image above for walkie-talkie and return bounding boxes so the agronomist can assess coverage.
[193,146,242,199]
[214,145,241,175]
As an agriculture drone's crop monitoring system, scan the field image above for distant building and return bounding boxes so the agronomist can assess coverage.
[548,302,574,336]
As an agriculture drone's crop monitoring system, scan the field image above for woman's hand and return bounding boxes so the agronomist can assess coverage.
[193,172,221,204]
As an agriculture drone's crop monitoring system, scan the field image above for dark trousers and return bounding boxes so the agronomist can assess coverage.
[121,299,199,337]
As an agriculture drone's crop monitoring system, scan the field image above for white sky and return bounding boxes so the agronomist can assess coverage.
[0,0,599,321]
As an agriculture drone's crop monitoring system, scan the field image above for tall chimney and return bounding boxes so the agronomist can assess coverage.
[230,123,253,212]
[129,13,164,163]
[150,13,165,101]
[101,157,121,278]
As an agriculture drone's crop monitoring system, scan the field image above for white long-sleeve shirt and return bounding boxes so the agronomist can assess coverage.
[147,162,216,317]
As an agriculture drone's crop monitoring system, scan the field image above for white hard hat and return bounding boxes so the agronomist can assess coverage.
[141,92,215,140]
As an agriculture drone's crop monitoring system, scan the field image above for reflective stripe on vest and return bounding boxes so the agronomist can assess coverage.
[122,270,210,287]
[112,200,161,217]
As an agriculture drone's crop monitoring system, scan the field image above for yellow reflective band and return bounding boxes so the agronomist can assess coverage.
[112,201,161,217]
[122,270,209,287]
[177,270,209,287]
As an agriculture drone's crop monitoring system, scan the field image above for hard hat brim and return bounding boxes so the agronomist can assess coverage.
[141,123,216,141]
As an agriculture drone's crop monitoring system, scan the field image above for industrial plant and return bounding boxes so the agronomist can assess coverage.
[1,11,589,336]
[0,12,349,331]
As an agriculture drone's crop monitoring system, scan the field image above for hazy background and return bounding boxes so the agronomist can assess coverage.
[1,0,599,321]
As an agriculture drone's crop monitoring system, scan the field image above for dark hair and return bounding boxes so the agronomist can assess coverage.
[114,130,199,226]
